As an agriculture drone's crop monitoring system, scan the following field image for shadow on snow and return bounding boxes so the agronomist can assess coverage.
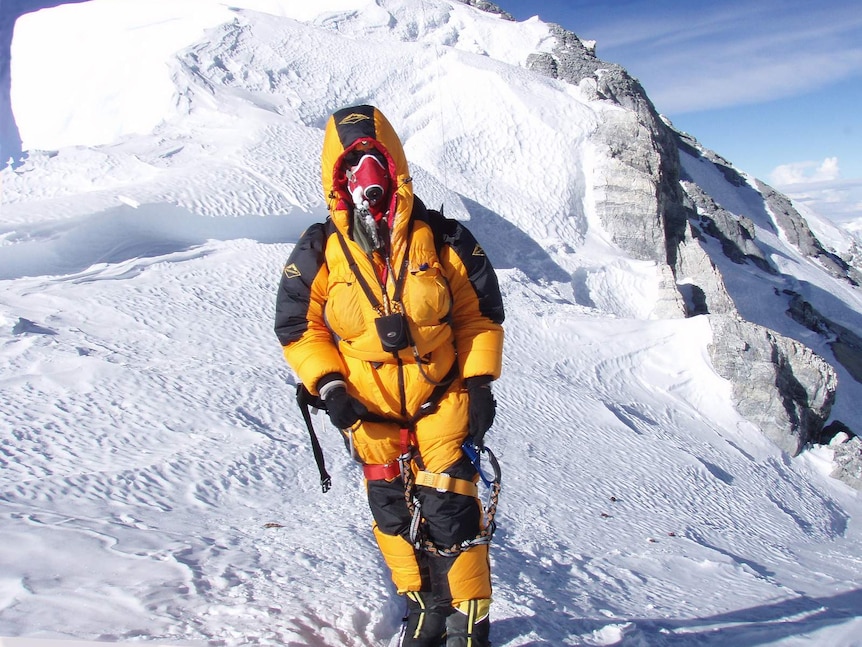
[0,202,318,280]
[492,535,860,646]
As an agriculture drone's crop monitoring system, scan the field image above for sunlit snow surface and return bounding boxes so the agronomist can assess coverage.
[2,1,861,646]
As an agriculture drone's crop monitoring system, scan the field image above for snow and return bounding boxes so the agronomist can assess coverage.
[10,1,236,151]
[2,1,862,646]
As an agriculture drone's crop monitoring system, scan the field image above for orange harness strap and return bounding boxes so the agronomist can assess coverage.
[363,462,401,481]
[414,471,478,498]
[363,426,416,482]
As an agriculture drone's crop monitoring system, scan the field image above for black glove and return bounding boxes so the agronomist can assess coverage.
[465,376,496,448]
[318,374,368,429]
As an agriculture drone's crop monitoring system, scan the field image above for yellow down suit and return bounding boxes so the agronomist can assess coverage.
[274,105,504,611]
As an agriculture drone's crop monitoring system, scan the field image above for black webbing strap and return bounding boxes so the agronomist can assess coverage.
[412,361,458,420]
[335,231,383,311]
[334,224,413,313]
[296,383,332,493]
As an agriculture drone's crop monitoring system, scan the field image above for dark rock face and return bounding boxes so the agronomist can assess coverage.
[756,180,862,286]
[831,435,862,490]
[682,179,776,273]
[526,25,690,271]
[708,316,837,456]
[524,20,848,469]
[454,0,514,21]
[786,293,862,385]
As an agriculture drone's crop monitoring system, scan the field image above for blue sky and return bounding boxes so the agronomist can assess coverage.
[500,0,862,224]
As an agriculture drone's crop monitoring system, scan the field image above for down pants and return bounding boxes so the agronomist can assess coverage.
[341,345,492,607]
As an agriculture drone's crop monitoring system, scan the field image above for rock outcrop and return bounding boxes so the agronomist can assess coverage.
[830,434,862,490]
[455,0,514,20]
[525,19,847,469]
[708,315,838,455]
[526,25,689,273]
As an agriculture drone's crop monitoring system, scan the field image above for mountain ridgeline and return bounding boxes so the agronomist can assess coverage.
[467,1,862,487]
[5,4,862,642]
[5,0,861,490]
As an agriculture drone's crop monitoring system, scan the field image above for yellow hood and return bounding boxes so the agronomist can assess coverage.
[321,105,414,263]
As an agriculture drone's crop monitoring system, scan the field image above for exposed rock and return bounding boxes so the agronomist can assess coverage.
[654,264,688,319]
[674,231,737,316]
[676,133,862,286]
[590,109,672,264]
[819,420,857,445]
[677,134,748,188]
[527,24,689,283]
[786,292,862,384]
[454,0,514,20]
[756,180,862,286]
[830,435,862,490]
[681,179,775,274]
[525,20,847,471]
[708,315,837,456]
[670,127,860,468]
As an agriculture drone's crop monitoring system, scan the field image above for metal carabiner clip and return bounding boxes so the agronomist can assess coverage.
[462,441,501,488]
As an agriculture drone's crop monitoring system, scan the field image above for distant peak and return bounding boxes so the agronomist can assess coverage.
[454,0,515,21]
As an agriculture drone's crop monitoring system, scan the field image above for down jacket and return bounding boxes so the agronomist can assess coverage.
[275,104,504,427]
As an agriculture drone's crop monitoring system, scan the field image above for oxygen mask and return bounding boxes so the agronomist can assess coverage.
[346,153,390,219]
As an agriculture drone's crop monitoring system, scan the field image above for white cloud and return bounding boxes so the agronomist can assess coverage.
[591,2,862,114]
[770,157,841,186]
[769,157,862,227]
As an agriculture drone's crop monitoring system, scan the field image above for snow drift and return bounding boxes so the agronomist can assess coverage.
[2,1,862,646]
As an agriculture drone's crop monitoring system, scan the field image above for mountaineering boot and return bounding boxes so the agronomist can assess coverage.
[400,591,448,646]
[445,599,491,647]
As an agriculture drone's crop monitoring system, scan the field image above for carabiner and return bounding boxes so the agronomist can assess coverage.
[462,441,501,488]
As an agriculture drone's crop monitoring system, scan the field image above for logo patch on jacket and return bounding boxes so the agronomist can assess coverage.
[472,244,486,257]
[283,263,301,279]
[339,113,371,125]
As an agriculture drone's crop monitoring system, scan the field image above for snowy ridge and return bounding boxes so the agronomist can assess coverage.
[2,1,862,646]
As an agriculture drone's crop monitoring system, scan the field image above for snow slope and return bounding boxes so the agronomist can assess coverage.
[2,1,861,646]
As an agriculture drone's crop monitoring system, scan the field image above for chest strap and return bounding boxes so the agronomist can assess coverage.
[335,224,412,313]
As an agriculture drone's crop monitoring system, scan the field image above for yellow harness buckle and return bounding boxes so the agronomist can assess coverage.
[415,471,478,498]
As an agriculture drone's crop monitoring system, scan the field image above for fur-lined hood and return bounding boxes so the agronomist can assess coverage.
[321,105,414,264]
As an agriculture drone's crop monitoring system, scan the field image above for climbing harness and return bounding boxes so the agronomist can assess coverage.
[413,440,501,557]
[294,375,502,555]
[293,197,501,553]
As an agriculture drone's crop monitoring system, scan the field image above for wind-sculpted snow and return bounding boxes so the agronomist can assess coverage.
[0,202,315,280]
[2,1,862,646]
[3,250,861,645]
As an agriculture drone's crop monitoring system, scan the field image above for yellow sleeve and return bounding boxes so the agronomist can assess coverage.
[441,245,504,380]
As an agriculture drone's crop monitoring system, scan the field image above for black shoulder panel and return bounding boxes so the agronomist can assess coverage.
[274,222,330,345]
[413,198,451,255]
[422,204,505,325]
